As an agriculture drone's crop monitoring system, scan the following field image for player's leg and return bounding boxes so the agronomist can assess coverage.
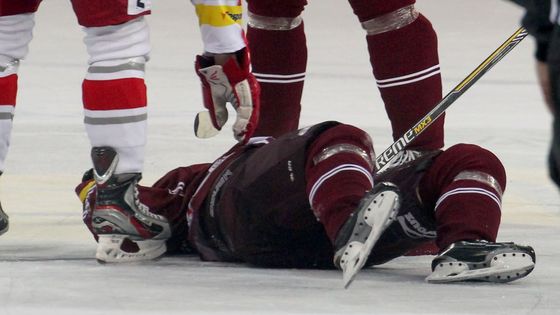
[348,0,444,151]
[0,0,41,235]
[419,144,535,283]
[70,0,166,262]
[304,123,401,286]
[547,25,560,188]
[247,0,307,137]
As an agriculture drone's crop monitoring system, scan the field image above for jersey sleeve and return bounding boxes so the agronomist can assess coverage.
[191,0,246,54]
[509,0,556,61]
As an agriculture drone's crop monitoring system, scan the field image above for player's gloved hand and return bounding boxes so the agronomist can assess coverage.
[194,48,260,143]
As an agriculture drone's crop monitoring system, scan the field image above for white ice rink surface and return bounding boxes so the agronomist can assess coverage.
[1,1,559,314]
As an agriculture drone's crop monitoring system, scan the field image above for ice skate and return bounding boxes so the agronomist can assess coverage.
[426,240,536,283]
[91,147,171,263]
[334,183,400,288]
[0,202,8,236]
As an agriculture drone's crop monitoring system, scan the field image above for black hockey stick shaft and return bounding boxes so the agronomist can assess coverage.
[375,27,529,170]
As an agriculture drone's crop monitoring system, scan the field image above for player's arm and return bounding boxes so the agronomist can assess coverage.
[191,0,260,143]
[509,0,556,113]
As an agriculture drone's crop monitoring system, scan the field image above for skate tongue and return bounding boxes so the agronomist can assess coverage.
[91,147,119,185]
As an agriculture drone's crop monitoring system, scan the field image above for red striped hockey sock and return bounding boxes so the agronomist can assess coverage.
[0,74,17,171]
[82,77,147,173]
[83,78,147,110]
[0,74,17,106]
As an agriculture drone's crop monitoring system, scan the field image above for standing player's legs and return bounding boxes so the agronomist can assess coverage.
[247,0,307,137]
[71,0,151,174]
[70,0,171,262]
[348,0,444,150]
[0,0,42,234]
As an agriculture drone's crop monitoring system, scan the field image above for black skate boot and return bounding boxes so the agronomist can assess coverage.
[91,147,171,263]
[333,182,400,288]
[0,202,8,236]
[426,240,536,283]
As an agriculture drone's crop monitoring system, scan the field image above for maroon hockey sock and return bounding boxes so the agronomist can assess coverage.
[247,23,306,137]
[366,14,444,150]
[305,124,375,243]
[419,144,507,250]
[433,180,502,250]
[0,1,40,15]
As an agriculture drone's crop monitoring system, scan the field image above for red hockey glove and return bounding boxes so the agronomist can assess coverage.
[194,48,260,143]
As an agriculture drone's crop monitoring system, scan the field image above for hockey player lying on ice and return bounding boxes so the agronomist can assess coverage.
[76,121,535,287]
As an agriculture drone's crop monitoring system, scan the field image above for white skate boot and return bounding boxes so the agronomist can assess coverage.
[333,182,400,288]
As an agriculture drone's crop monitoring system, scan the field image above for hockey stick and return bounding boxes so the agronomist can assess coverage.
[375,27,529,170]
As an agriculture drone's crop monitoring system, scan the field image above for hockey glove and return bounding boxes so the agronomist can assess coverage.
[194,48,260,143]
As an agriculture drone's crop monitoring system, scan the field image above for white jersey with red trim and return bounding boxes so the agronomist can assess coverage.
[191,0,246,53]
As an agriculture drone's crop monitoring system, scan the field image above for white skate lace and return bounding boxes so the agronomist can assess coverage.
[133,186,166,222]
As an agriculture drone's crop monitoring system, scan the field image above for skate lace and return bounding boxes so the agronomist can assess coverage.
[133,186,165,222]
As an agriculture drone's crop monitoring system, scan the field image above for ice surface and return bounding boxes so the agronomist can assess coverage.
[1,1,559,314]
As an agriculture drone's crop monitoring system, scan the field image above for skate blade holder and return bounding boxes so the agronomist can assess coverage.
[341,190,400,288]
[426,252,535,283]
[96,234,167,263]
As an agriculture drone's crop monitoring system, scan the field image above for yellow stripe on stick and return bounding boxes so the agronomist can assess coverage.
[455,27,526,91]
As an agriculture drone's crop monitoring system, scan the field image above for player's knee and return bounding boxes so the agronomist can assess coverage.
[309,124,375,170]
[349,0,419,35]
[248,0,305,30]
[442,144,507,192]
[83,16,150,67]
[0,13,35,66]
